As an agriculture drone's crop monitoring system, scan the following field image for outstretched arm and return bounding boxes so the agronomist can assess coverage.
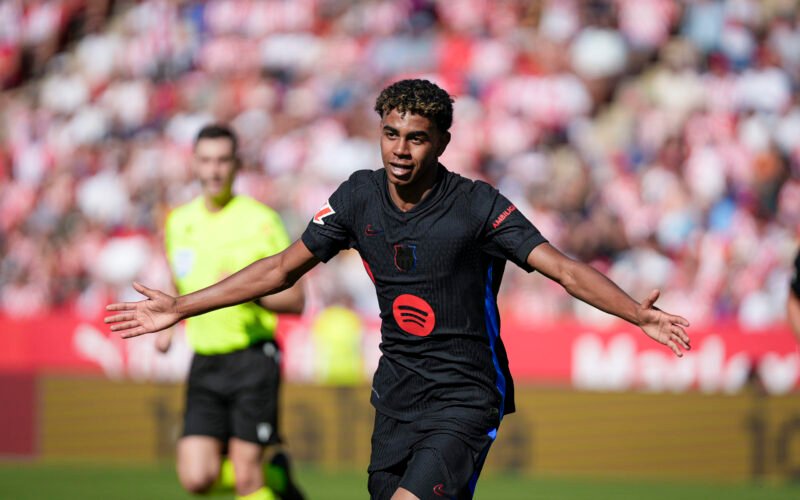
[527,243,691,357]
[105,240,320,338]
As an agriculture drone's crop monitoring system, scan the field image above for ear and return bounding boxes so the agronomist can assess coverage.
[436,131,451,157]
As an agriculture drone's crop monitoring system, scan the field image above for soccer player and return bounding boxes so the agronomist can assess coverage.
[158,124,306,500]
[788,249,800,342]
[107,80,691,500]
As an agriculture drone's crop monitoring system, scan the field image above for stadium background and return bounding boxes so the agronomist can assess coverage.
[1,0,800,498]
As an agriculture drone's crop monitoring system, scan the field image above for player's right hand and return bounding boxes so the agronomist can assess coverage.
[105,282,182,339]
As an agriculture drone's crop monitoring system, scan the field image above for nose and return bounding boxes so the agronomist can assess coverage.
[211,160,227,176]
[393,138,409,157]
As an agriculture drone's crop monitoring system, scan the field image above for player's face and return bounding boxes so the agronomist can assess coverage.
[193,137,238,202]
[380,109,450,189]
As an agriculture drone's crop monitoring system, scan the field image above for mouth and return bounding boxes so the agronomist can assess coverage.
[389,162,413,178]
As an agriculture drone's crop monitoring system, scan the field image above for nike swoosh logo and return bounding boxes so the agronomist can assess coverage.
[365,224,384,236]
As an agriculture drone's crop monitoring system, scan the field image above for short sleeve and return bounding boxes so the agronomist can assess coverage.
[472,182,547,272]
[792,250,800,298]
[301,179,356,262]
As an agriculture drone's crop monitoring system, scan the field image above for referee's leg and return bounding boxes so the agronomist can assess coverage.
[231,342,302,499]
[178,353,228,493]
[229,437,269,497]
[177,435,224,493]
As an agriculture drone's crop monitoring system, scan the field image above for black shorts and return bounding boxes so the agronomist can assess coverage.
[183,341,281,446]
[367,412,495,500]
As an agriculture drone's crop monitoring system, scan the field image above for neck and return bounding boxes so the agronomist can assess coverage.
[388,164,439,212]
[204,192,233,212]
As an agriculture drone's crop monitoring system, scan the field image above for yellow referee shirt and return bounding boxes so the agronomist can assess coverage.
[165,195,291,355]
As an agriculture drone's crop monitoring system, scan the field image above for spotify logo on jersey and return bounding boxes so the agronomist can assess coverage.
[392,294,435,336]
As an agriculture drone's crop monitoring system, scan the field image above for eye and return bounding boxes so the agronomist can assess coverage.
[410,137,424,144]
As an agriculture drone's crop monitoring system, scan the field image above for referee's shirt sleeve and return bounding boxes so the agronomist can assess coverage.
[473,182,547,272]
[301,179,355,263]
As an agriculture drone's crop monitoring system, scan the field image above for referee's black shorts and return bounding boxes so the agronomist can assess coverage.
[367,411,495,500]
[183,341,282,446]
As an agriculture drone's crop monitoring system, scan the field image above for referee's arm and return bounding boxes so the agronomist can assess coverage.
[106,240,320,338]
[257,279,305,315]
[526,242,691,357]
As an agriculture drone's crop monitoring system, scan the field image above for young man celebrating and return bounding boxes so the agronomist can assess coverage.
[107,80,691,500]
[159,124,305,500]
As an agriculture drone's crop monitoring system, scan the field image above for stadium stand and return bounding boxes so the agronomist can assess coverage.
[0,0,798,332]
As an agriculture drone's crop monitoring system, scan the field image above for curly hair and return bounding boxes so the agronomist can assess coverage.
[374,79,454,133]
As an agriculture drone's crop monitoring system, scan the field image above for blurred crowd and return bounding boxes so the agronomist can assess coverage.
[1,0,799,330]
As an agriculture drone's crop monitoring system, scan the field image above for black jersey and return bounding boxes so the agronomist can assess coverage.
[792,250,800,298]
[302,166,547,430]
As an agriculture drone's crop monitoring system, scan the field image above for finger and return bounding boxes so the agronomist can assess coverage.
[671,330,691,351]
[641,289,660,310]
[109,321,141,332]
[668,314,690,328]
[666,339,683,358]
[120,327,148,339]
[106,303,137,311]
[670,325,691,345]
[104,313,136,324]
[133,281,156,299]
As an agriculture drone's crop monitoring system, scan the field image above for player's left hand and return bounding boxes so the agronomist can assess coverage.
[636,289,691,357]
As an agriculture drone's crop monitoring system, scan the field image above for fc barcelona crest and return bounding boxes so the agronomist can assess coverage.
[394,244,417,272]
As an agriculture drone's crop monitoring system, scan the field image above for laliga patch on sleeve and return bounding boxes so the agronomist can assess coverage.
[313,200,335,225]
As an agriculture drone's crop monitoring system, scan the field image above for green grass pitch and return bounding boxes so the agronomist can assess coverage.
[1,461,799,499]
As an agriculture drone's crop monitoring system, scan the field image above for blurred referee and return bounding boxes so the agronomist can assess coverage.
[158,124,305,500]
